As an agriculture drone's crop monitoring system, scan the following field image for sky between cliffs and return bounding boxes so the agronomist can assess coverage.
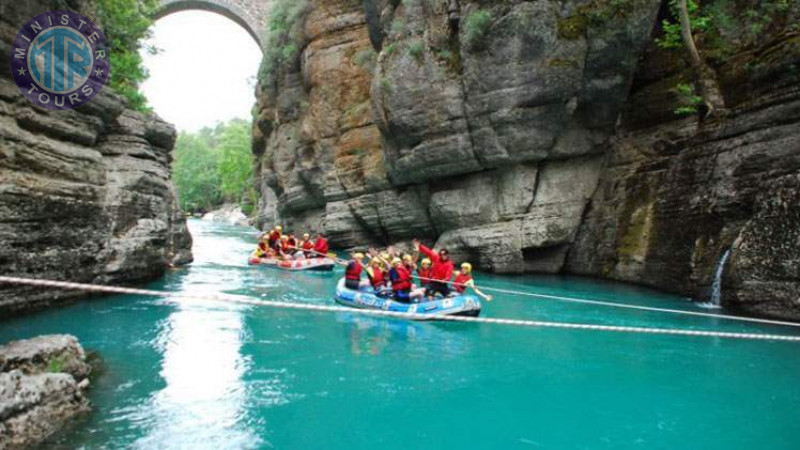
[139,11,262,132]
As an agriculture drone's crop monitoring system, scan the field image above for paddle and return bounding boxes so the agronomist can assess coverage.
[287,245,343,263]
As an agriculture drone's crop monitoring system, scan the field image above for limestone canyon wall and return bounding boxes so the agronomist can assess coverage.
[567,22,800,319]
[254,0,800,318]
[0,0,193,315]
[254,0,660,264]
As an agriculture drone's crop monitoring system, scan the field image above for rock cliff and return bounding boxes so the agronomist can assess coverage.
[566,16,800,319]
[254,0,660,260]
[0,0,193,315]
[253,0,799,318]
[0,335,92,450]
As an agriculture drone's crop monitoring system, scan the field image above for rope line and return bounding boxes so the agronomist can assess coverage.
[413,276,800,329]
[2,276,800,342]
[259,248,800,329]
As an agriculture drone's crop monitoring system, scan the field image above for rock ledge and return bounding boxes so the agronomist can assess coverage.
[0,335,92,450]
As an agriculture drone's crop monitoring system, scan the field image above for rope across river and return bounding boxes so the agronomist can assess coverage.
[288,247,800,329]
[2,275,800,343]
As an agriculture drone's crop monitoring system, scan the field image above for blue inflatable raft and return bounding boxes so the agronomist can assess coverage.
[334,278,482,319]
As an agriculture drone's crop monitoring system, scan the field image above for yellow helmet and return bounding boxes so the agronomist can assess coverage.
[275,225,283,231]
[461,262,472,273]
[371,258,382,266]
[392,257,402,266]
[421,258,431,266]
[402,254,412,262]
[353,252,365,260]
[303,233,310,239]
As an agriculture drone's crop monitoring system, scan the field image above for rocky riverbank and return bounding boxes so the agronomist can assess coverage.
[253,0,800,318]
[0,0,193,316]
[0,335,93,449]
[202,203,253,228]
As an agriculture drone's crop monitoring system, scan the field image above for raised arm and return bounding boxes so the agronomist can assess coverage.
[417,244,438,262]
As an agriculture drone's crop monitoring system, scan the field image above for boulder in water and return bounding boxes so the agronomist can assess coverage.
[0,335,92,449]
[202,204,253,228]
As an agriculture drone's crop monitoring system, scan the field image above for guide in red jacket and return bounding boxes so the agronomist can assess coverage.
[313,233,329,257]
[413,239,454,298]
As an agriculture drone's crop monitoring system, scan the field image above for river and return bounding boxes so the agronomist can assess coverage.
[2,219,799,449]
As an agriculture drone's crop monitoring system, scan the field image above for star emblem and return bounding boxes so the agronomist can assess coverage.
[94,68,104,77]
[17,67,26,76]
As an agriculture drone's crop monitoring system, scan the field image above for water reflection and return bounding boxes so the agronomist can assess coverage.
[132,305,260,449]
[337,313,472,358]
[132,221,262,449]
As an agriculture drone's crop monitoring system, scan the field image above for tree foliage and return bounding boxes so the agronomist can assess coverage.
[657,0,797,59]
[217,120,254,202]
[463,10,492,50]
[257,0,310,90]
[655,0,797,116]
[95,0,159,112]
[172,119,255,213]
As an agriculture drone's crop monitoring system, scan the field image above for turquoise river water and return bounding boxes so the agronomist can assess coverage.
[2,220,799,449]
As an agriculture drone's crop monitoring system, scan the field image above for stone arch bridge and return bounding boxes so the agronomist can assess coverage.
[157,0,270,47]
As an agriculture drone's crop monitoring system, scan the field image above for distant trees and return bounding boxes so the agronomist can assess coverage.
[172,119,257,214]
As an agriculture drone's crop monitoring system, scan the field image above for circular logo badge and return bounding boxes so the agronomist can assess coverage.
[9,10,110,110]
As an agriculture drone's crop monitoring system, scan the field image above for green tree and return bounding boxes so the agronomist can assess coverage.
[95,0,159,112]
[217,120,254,202]
[173,132,222,211]
[656,0,799,117]
[172,120,256,214]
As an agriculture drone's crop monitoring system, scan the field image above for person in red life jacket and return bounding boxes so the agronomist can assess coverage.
[413,239,454,299]
[313,233,329,258]
[402,254,416,272]
[267,226,282,249]
[413,258,434,301]
[452,262,492,301]
[278,235,294,260]
[343,252,367,290]
[256,237,269,256]
[366,258,391,297]
[388,257,413,303]
[287,234,297,249]
[300,233,314,258]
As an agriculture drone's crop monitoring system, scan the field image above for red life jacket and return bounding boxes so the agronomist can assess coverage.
[268,231,280,245]
[314,238,329,255]
[302,240,314,251]
[258,241,268,251]
[417,267,433,282]
[370,268,386,288]
[454,273,472,293]
[391,266,412,291]
[280,241,292,254]
[345,261,362,281]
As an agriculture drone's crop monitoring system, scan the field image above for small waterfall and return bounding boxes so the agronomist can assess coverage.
[701,249,731,309]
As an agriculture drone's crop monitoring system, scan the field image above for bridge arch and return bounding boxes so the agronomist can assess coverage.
[156,0,268,47]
